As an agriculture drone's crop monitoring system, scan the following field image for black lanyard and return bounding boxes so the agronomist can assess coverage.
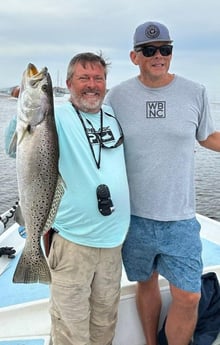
[71,103,124,169]
[72,104,103,169]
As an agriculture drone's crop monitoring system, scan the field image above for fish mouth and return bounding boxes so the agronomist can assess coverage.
[20,63,53,102]
[27,63,48,79]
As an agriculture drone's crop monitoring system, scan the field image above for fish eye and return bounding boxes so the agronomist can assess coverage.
[41,84,48,92]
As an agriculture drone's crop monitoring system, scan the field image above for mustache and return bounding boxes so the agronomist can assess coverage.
[83,87,100,93]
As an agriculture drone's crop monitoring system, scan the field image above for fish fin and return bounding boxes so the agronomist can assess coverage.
[42,174,65,235]
[8,131,18,157]
[14,203,25,226]
[17,125,32,145]
[13,245,51,284]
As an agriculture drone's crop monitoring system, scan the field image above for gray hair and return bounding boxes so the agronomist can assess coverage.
[66,52,111,81]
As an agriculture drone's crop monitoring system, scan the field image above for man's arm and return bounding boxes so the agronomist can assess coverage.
[4,115,17,158]
[199,131,220,152]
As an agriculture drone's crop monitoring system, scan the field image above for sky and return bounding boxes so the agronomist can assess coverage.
[0,0,220,100]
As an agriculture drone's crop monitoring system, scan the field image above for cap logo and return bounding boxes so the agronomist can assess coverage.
[145,24,160,39]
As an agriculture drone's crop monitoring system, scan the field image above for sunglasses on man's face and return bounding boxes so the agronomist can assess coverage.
[136,45,173,57]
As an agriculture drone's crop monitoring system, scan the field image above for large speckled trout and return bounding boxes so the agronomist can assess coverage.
[10,63,64,284]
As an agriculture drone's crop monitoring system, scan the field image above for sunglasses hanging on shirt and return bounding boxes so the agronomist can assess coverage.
[72,103,124,169]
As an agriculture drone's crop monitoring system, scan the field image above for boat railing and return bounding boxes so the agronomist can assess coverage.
[0,202,19,235]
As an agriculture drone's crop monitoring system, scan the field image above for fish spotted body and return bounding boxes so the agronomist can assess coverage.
[11,63,64,284]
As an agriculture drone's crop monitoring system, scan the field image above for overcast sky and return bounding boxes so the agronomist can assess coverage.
[1,0,220,100]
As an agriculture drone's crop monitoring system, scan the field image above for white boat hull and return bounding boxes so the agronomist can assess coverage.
[0,214,220,344]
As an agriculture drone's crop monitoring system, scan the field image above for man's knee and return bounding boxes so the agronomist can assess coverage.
[170,284,201,308]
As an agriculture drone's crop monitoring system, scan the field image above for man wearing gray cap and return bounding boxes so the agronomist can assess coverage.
[105,21,220,345]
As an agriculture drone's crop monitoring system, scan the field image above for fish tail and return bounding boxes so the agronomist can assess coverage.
[13,248,51,284]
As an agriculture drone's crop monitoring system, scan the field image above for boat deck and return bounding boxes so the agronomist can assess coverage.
[202,238,220,266]
[0,339,50,345]
[0,223,49,308]
[1,236,220,308]
[0,215,220,344]
[1,252,49,308]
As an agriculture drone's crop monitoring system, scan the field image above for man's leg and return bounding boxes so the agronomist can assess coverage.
[136,272,161,345]
[90,246,122,345]
[48,234,96,345]
[165,284,201,345]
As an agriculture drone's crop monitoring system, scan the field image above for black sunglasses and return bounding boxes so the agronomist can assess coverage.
[83,111,124,150]
[98,112,124,149]
[100,132,124,149]
[136,45,173,57]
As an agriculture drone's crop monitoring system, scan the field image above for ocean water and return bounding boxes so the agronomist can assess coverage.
[0,95,220,224]
[195,102,220,221]
[0,96,18,216]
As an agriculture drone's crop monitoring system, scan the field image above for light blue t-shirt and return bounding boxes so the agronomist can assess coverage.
[53,102,130,247]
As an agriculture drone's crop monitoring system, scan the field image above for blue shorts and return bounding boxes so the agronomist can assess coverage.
[122,216,203,292]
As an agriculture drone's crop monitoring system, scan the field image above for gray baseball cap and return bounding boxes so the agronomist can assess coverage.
[133,21,173,48]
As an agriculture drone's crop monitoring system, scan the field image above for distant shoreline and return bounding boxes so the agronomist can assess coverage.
[0,93,17,101]
[0,92,9,97]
